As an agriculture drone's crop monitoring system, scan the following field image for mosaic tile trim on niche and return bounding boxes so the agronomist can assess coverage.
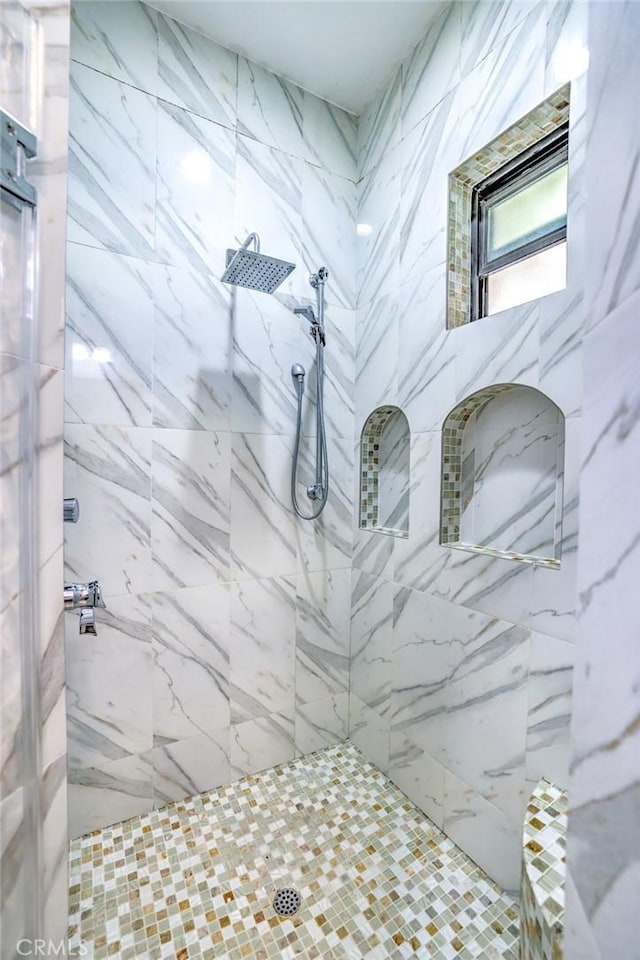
[68,742,520,960]
[447,84,571,328]
[519,778,567,960]
[359,405,409,538]
[440,384,561,568]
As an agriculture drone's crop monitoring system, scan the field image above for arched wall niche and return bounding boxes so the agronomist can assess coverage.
[440,384,565,567]
[359,405,410,538]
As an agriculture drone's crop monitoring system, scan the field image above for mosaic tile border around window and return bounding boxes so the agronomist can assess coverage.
[447,84,571,328]
[519,778,567,960]
[359,404,409,538]
[440,384,561,568]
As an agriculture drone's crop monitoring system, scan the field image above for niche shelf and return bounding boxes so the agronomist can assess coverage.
[360,405,410,538]
[440,384,565,567]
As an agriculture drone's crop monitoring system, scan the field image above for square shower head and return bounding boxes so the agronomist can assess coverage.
[221,247,296,294]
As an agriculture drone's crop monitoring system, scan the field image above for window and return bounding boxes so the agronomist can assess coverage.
[470,124,569,320]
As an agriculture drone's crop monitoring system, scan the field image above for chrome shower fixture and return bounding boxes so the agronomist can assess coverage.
[291,267,330,521]
[221,232,296,293]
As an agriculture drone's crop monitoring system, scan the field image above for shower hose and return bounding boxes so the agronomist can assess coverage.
[291,327,329,520]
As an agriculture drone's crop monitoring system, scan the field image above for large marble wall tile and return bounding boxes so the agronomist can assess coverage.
[568,288,640,957]
[352,524,394,582]
[393,432,451,595]
[230,434,296,580]
[454,5,546,162]
[66,593,152,771]
[157,12,237,128]
[295,569,350,704]
[390,589,451,762]
[358,66,401,179]
[447,609,529,825]
[399,95,455,288]
[151,429,230,590]
[294,437,353,574]
[584,1,640,332]
[460,0,540,76]
[38,547,65,770]
[230,577,295,723]
[231,287,299,436]
[452,300,539,403]
[401,2,461,138]
[234,135,305,301]
[37,365,64,569]
[397,267,454,434]
[300,164,356,309]
[152,731,230,806]
[71,0,158,93]
[68,62,156,258]
[68,751,153,838]
[544,0,589,94]
[356,148,402,306]
[152,583,230,745]
[0,787,25,958]
[526,632,573,790]
[355,294,399,424]
[303,93,357,180]
[388,730,444,828]
[350,571,393,715]
[563,868,602,960]
[437,549,534,629]
[298,304,355,442]
[155,100,236,273]
[349,694,390,773]
[152,263,232,431]
[531,416,580,642]
[64,423,152,597]
[65,245,154,427]
[443,768,521,895]
[295,693,348,756]
[237,57,305,159]
[230,712,295,779]
[41,754,68,945]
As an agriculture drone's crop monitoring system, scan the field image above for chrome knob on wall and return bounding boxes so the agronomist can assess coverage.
[64,497,80,522]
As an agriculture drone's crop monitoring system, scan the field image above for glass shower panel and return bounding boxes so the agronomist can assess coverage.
[0,172,42,953]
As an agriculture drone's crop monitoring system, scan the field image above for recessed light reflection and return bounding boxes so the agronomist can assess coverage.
[552,40,589,84]
[71,342,112,377]
[356,223,373,237]
[181,149,213,185]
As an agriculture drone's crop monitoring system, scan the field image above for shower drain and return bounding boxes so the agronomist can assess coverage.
[272,887,301,917]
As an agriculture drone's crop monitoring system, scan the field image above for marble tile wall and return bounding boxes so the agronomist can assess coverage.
[351,0,589,894]
[0,0,70,954]
[564,3,640,958]
[64,0,357,838]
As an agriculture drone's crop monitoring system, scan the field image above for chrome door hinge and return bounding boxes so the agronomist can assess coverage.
[1,109,37,208]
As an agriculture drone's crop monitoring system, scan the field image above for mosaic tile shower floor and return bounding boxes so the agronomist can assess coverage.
[68,743,519,960]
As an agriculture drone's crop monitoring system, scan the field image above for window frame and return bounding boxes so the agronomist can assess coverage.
[470,123,570,322]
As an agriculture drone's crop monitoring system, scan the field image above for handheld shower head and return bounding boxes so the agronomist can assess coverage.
[221,233,296,293]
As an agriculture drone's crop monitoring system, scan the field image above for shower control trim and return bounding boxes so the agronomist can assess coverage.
[64,580,106,611]
[64,497,80,523]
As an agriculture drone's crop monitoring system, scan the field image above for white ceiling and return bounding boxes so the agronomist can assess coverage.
[146,0,445,114]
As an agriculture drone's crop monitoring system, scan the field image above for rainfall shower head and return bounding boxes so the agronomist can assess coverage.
[221,233,295,294]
